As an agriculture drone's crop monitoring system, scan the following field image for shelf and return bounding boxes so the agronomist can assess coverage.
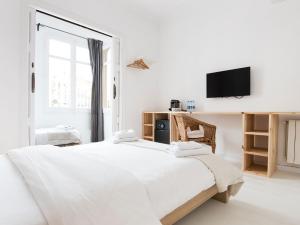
[245,131,269,136]
[143,113,153,125]
[244,148,268,157]
[144,136,154,140]
[144,124,153,127]
[244,164,268,176]
[243,113,273,177]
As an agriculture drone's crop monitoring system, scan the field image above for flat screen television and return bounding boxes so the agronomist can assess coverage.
[206,67,250,98]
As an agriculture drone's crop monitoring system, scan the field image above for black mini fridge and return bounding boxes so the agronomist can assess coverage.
[155,120,170,144]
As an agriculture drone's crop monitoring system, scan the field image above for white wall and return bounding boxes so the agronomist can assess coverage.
[158,0,300,162]
[159,0,300,111]
[0,0,21,152]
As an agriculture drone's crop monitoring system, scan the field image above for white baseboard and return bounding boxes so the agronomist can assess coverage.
[277,165,300,174]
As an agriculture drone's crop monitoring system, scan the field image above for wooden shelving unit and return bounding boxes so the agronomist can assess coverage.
[243,113,279,177]
[142,112,170,142]
[143,113,155,140]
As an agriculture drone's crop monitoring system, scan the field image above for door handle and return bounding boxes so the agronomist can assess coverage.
[113,83,116,99]
[32,72,35,93]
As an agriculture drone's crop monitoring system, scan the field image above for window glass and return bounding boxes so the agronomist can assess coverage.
[49,39,71,59]
[47,38,102,110]
[76,46,90,63]
[76,63,93,109]
[48,57,71,108]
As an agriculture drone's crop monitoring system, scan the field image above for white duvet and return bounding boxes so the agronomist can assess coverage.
[0,140,242,225]
[8,145,161,225]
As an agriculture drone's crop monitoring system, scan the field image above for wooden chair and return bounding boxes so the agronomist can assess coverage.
[173,114,216,153]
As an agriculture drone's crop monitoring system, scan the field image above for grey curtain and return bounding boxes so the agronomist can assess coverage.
[88,38,104,142]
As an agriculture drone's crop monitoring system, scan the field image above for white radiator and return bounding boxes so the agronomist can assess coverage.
[286,120,300,165]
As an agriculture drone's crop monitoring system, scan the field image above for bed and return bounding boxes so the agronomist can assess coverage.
[35,126,81,146]
[0,140,243,225]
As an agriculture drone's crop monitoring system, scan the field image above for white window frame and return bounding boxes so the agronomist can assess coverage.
[28,8,121,145]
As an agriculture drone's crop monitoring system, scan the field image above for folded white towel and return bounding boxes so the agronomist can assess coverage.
[112,129,138,144]
[172,147,212,157]
[170,141,204,151]
[187,125,204,139]
[112,137,139,144]
[114,129,136,139]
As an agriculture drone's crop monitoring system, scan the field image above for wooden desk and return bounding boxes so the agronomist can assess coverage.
[143,111,300,177]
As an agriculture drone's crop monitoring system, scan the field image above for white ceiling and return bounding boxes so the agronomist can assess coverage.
[117,0,187,19]
[116,0,287,22]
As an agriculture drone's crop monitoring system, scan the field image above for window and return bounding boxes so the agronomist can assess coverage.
[48,40,71,108]
[76,64,92,108]
[48,39,93,110]
[75,46,92,109]
[48,57,71,107]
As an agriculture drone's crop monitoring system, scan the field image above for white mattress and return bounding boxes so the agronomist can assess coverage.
[0,141,215,225]
[35,127,81,145]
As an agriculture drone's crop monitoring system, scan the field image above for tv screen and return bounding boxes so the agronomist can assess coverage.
[206,67,250,98]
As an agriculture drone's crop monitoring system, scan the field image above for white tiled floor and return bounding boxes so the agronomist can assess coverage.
[176,171,300,225]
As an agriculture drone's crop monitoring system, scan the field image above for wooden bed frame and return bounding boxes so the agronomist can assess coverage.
[160,185,229,225]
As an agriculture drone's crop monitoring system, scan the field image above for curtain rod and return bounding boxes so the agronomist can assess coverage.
[37,23,89,40]
[36,10,112,38]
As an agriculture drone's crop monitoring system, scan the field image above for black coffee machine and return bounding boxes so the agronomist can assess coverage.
[169,99,181,111]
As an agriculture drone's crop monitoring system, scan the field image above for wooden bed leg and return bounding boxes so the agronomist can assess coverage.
[213,190,229,203]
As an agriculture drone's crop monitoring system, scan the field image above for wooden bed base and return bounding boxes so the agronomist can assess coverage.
[160,185,229,225]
